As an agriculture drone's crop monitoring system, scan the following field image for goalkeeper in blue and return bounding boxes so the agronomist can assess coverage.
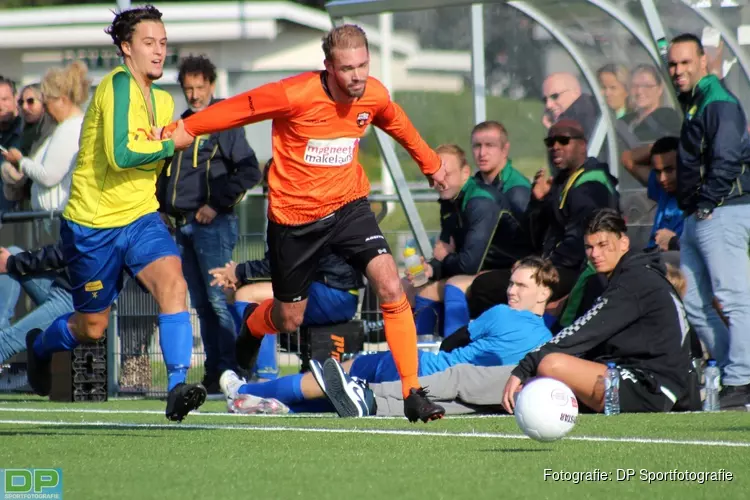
[24,6,200,421]
[219,256,556,419]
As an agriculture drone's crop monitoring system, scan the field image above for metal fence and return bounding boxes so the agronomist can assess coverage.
[0,196,444,398]
[0,185,654,398]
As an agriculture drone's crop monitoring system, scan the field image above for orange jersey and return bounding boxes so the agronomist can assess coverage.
[179,72,440,225]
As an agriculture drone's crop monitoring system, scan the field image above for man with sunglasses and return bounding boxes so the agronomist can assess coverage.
[541,73,598,141]
[465,119,619,320]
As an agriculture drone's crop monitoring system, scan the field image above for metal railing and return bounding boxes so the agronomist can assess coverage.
[0,198,441,397]
[0,183,654,397]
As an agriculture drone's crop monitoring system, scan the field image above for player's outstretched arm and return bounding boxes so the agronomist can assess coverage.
[168,81,295,139]
[102,72,176,171]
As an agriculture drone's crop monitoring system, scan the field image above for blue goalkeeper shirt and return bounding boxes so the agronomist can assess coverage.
[417,304,552,376]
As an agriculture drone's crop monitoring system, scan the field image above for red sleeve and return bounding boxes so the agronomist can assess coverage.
[372,90,440,176]
[172,81,295,137]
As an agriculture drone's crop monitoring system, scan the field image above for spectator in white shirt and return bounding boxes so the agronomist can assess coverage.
[1,61,90,211]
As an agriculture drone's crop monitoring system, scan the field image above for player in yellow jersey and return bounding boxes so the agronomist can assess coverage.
[24,6,200,421]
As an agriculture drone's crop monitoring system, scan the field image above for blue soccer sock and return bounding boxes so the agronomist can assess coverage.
[414,295,440,336]
[443,284,470,337]
[238,373,305,405]
[230,301,250,333]
[254,333,279,380]
[159,312,193,391]
[33,312,79,360]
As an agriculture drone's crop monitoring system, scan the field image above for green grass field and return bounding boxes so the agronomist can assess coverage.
[1,394,748,499]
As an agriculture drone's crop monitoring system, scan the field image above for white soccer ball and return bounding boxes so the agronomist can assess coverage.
[514,377,578,442]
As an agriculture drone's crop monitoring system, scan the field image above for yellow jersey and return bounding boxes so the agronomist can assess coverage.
[63,65,175,228]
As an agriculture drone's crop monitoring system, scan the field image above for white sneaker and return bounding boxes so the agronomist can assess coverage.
[230,395,290,415]
[219,370,246,402]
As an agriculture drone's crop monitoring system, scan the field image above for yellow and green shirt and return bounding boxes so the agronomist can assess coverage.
[63,65,175,228]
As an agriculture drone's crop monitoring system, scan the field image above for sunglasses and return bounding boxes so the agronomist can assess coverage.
[542,89,569,104]
[17,97,37,107]
[544,135,584,147]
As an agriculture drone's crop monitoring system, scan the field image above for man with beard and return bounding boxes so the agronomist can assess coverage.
[23,6,202,422]
[160,24,449,423]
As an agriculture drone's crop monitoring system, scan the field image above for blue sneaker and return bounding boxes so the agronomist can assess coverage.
[321,357,377,417]
[309,359,328,397]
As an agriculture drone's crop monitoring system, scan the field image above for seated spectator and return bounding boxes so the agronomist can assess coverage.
[502,209,693,414]
[620,65,682,145]
[621,136,683,262]
[470,120,531,216]
[419,124,535,336]
[1,61,89,213]
[0,244,74,366]
[219,257,557,416]
[541,72,599,140]
[466,119,619,319]
[403,145,503,337]
[597,64,631,119]
[209,250,364,381]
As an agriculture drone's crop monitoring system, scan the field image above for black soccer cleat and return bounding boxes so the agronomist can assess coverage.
[25,329,52,397]
[165,383,207,422]
[235,303,263,372]
[404,387,445,423]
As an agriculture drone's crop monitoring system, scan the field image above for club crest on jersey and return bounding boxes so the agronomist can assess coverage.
[356,112,370,127]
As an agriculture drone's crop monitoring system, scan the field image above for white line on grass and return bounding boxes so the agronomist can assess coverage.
[0,407,506,419]
[1,418,749,448]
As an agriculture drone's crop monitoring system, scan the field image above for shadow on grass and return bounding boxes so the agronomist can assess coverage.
[0,429,162,438]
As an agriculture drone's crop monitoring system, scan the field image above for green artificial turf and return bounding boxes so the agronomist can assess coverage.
[0,396,748,499]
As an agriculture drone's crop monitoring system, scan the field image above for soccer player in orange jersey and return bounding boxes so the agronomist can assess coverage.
[162,25,448,422]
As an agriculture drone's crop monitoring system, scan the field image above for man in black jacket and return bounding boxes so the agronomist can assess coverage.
[0,244,73,364]
[669,33,750,409]
[157,55,261,393]
[502,209,693,414]
[466,119,619,319]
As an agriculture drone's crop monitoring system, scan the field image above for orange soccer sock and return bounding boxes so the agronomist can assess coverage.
[381,294,420,399]
[245,298,280,339]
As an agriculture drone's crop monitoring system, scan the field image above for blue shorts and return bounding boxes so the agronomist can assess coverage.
[61,212,179,313]
[303,281,358,326]
[350,350,429,383]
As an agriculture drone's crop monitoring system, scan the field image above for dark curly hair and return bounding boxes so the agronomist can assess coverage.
[177,55,217,87]
[585,208,627,237]
[105,5,163,54]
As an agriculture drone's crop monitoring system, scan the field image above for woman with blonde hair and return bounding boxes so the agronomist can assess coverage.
[1,61,90,212]
[596,63,630,118]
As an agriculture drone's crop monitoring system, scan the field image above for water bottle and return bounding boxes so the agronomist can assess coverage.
[403,247,428,287]
[703,359,721,412]
[604,362,620,415]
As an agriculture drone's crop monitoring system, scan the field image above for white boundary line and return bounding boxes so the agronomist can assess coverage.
[0,407,506,419]
[1,418,750,448]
